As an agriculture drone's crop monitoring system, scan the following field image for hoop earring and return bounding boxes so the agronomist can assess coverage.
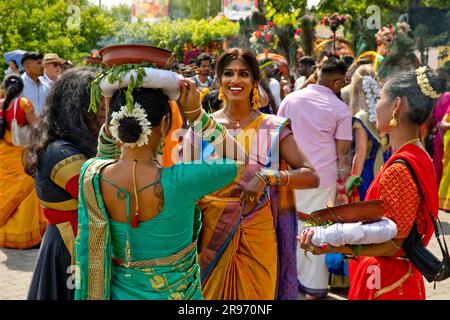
[389,111,398,127]
[251,85,261,111]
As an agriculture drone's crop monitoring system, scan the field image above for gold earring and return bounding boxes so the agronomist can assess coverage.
[252,85,260,111]
[389,111,398,127]
[218,87,227,104]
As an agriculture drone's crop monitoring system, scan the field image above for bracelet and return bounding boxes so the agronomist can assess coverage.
[283,170,290,186]
[255,172,269,186]
[258,169,281,186]
[183,106,202,115]
[100,124,116,144]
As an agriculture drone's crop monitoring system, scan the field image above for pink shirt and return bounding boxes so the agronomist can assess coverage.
[278,84,352,188]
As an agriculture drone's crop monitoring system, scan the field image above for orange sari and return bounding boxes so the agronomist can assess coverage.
[0,130,46,248]
[197,114,297,300]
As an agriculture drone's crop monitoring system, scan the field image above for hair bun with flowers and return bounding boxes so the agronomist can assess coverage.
[109,102,152,148]
[416,66,441,100]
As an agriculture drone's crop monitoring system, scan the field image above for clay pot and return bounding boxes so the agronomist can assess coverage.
[99,44,176,69]
[85,56,103,65]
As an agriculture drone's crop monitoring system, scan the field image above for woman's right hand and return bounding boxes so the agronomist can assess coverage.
[179,78,201,122]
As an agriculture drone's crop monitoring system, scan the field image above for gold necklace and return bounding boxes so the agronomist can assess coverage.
[393,138,421,153]
[120,157,158,161]
[222,110,256,128]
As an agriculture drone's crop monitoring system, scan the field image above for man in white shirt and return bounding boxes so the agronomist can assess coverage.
[21,52,50,115]
[40,53,65,87]
[260,58,282,110]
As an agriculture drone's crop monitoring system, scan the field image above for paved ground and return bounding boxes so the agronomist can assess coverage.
[2,211,450,300]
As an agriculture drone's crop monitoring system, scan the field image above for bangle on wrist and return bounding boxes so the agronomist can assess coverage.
[184,106,202,115]
[259,169,281,186]
[283,170,290,187]
[255,172,269,186]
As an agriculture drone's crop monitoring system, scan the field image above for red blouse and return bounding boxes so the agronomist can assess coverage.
[379,162,426,238]
[0,97,33,128]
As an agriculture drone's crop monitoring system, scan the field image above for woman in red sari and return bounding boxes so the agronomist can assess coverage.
[299,67,446,300]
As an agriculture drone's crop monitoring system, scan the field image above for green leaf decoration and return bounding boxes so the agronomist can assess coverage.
[88,63,155,113]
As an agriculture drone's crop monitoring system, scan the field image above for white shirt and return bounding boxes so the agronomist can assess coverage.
[269,78,282,109]
[21,73,50,115]
[39,74,53,87]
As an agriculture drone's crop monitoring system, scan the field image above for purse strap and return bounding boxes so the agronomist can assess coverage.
[394,159,450,260]
[12,97,20,120]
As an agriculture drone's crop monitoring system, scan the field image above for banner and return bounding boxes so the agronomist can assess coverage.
[223,0,258,21]
[132,0,169,22]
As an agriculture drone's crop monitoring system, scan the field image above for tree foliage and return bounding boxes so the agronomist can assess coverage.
[0,0,114,64]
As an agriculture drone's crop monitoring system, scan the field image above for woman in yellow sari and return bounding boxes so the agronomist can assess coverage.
[183,48,320,300]
[0,75,46,248]
[438,97,450,211]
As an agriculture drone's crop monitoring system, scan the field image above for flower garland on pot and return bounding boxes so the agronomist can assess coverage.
[249,22,279,54]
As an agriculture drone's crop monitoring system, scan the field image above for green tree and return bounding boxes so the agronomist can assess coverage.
[0,0,114,65]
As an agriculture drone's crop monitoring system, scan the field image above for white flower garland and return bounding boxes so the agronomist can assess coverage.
[109,103,152,148]
[362,76,380,123]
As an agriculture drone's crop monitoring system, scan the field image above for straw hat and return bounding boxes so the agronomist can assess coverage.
[43,53,65,65]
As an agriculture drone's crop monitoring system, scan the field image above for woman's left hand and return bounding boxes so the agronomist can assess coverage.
[297,228,332,255]
[240,175,266,207]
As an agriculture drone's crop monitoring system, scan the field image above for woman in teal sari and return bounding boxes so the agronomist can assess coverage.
[75,62,248,299]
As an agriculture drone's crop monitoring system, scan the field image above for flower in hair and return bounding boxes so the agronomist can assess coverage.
[109,103,152,148]
[362,76,380,122]
[416,66,441,99]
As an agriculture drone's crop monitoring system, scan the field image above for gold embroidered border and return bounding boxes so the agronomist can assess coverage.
[373,263,412,299]
[40,198,78,211]
[51,154,86,187]
[83,159,115,300]
[56,221,75,267]
[114,240,198,268]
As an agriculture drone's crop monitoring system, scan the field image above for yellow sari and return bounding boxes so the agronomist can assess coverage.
[0,130,46,248]
[197,114,297,300]
[439,114,450,211]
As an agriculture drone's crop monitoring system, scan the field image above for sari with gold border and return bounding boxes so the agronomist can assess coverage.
[197,113,298,300]
[75,158,203,300]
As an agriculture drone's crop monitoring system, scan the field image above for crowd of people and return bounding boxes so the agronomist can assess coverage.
[0,43,448,300]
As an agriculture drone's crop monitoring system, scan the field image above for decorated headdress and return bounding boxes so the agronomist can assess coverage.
[89,45,182,148]
[415,66,441,100]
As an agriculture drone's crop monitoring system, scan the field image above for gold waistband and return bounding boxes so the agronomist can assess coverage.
[113,240,197,268]
[373,262,413,299]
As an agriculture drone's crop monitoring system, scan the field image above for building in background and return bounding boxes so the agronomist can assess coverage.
[132,0,169,22]
[223,0,258,21]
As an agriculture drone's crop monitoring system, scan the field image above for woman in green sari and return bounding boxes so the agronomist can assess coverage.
[74,62,248,299]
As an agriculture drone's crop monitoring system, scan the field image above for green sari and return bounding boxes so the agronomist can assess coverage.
[75,158,237,300]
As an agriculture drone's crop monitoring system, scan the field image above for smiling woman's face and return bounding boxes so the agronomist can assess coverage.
[220,59,254,106]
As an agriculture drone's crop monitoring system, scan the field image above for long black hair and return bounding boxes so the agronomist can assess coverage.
[385,69,446,125]
[109,88,172,144]
[24,67,99,176]
[0,75,24,139]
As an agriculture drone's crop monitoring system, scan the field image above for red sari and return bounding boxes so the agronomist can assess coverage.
[348,144,438,300]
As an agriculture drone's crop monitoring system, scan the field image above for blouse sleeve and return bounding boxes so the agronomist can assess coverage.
[170,160,238,201]
[19,97,34,113]
[379,162,420,239]
[279,123,293,142]
[50,152,88,200]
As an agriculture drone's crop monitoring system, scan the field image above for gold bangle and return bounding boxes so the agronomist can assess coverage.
[184,106,202,115]
[255,172,269,186]
[283,170,290,186]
